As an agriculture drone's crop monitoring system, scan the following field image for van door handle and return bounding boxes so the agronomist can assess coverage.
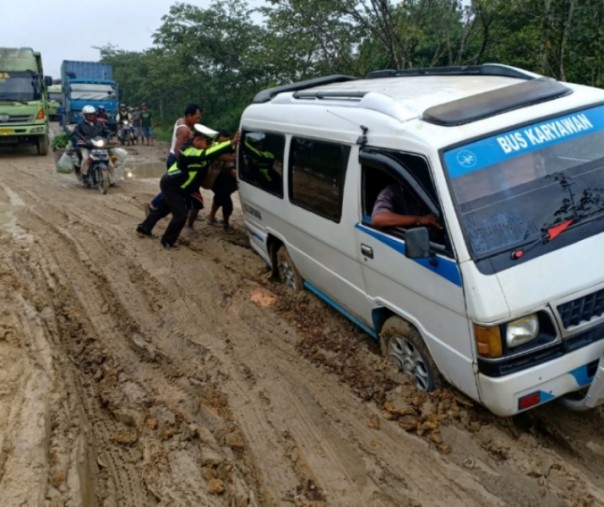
[361,244,374,259]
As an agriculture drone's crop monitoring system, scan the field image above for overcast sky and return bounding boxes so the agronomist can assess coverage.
[0,0,264,80]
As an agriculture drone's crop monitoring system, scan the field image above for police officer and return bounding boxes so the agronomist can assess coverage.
[136,124,240,250]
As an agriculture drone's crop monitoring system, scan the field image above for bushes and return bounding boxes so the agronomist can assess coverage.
[51,132,70,151]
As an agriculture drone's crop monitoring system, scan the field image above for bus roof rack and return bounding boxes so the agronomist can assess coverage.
[366,64,539,81]
[293,90,367,100]
[253,75,358,103]
[422,78,572,126]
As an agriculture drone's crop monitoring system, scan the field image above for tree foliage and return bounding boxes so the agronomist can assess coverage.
[99,0,604,136]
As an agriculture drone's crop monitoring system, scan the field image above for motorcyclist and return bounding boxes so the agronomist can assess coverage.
[116,103,132,126]
[115,103,133,143]
[96,105,109,125]
[71,104,114,183]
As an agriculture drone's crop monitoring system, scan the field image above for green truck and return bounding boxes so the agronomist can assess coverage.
[0,47,53,155]
[47,83,63,121]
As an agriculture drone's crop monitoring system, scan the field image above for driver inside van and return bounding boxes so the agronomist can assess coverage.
[371,182,442,230]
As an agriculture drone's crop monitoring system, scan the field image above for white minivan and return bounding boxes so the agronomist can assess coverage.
[237,64,604,416]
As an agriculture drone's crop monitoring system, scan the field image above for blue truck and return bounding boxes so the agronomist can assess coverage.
[61,60,118,129]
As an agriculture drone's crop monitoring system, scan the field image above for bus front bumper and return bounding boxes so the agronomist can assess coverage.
[477,339,604,416]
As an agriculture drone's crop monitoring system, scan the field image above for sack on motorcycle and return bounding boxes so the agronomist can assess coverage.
[56,151,74,174]
[200,161,221,190]
[112,147,128,164]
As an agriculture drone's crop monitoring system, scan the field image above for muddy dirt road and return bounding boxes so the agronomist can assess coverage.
[0,133,603,507]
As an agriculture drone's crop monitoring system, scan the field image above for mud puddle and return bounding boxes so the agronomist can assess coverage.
[123,162,165,180]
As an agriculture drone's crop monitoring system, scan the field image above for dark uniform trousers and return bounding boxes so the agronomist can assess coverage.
[138,170,207,245]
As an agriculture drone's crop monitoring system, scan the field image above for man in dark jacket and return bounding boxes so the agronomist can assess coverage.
[136,124,240,250]
[71,104,113,179]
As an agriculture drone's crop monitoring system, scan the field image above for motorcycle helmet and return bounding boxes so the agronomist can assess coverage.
[82,104,96,121]
[98,106,106,112]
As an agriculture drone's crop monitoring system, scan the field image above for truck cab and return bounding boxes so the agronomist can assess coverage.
[0,47,52,155]
[60,61,119,131]
[47,83,63,121]
[63,79,118,126]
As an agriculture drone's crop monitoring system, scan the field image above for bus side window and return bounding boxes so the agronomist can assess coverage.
[239,130,286,198]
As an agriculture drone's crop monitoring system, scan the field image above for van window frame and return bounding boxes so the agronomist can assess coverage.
[360,147,454,257]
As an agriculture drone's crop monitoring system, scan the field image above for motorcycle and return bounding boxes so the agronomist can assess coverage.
[75,137,115,194]
[118,120,136,146]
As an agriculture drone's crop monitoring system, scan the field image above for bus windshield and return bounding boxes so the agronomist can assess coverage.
[443,105,604,260]
[0,70,39,101]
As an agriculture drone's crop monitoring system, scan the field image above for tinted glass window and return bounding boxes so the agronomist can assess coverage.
[443,105,604,260]
[239,130,285,198]
[289,137,350,222]
[0,71,39,101]
[362,150,436,219]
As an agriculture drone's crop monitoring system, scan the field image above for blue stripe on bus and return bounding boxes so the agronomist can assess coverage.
[356,224,463,287]
[569,364,594,387]
[304,281,378,339]
[245,225,265,244]
[444,105,604,179]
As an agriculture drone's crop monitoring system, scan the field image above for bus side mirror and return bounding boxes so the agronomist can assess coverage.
[405,227,431,259]
[44,76,53,86]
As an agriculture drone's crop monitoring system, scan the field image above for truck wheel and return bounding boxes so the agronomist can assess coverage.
[380,317,442,392]
[37,135,49,156]
[276,246,303,291]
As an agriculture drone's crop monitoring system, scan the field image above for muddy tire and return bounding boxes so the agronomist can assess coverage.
[380,317,442,392]
[98,171,109,195]
[276,246,303,291]
[37,135,49,156]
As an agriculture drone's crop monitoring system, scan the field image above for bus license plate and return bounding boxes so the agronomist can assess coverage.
[0,128,14,135]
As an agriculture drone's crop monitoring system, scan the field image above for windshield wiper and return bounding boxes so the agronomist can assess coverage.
[511,218,574,260]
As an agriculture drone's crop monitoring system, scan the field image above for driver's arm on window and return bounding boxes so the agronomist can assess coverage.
[371,184,442,229]
[372,210,441,229]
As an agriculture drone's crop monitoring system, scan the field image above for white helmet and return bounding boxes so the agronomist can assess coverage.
[82,105,96,115]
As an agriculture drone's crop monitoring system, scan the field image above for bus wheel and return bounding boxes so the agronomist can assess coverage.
[380,317,441,392]
[276,246,303,291]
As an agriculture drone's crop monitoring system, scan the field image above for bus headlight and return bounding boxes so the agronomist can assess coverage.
[506,314,539,348]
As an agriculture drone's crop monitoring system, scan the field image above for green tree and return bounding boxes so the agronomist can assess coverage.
[98,0,604,139]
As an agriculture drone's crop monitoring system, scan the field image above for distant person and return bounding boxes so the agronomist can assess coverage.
[96,105,109,124]
[132,105,143,144]
[115,103,132,126]
[140,103,154,146]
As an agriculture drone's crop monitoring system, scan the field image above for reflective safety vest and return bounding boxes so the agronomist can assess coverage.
[244,138,275,181]
[166,141,233,191]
